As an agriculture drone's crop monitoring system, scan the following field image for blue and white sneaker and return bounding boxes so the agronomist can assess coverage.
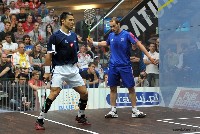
[105,111,118,118]
[132,110,146,118]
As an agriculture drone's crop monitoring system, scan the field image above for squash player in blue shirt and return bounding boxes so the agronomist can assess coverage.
[88,17,156,118]
[35,12,90,130]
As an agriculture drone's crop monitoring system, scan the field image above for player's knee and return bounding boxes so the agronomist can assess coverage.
[80,90,88,99]
[50,89,61,98]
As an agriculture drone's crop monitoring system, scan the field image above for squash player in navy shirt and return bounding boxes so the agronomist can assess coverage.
[88,17,156,118]
[35,12,90,130]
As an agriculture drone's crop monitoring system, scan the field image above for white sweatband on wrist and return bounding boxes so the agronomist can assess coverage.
[93,42,98,47]
[44,66,51,73]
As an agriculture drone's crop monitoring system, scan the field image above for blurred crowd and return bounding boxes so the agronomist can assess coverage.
[0,0,160,112]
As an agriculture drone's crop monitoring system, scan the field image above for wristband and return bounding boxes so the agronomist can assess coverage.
[93,42,98,47]
[44,66,51,73]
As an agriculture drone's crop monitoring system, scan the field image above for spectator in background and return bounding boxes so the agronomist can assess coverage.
[1,7,11,23]
[10,14,18,32]
[42,8,54,24]
[15,0,24,9]
[77,45,93,71]
[16,7,27,23]
[80,62,99,88]
[22,14,34,33]
[0,21,16,43]
[136,71,149,87]
[36,15,46,32]
[23,35,34,55]
[28,70,48,111]
[2,32,18,55]
[0,2,4,18]
[130,44,142,82]
[50,15,60,32]
[29,42,45,74]
[0,53,13,80]
[28,21,45,44]
[9,1,20,14]
[29,0,41,10]
[6,0,17,6]
[24,1,32,14]
[98,73,109,88]
[45,23,53,43]
[9,73,33,111]
[38,2,48,18]
[14,22,26,44]
[143,43,159,87]
[11,42,31,74]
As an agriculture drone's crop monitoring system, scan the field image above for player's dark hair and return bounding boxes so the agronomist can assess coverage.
[59,12,73,26]
[110,17,120,24]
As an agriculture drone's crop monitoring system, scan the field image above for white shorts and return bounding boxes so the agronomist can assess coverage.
[51,64,85,89]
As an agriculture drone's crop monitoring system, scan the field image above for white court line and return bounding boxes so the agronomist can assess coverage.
[157,117,200,130]
[178,118,190,120]
[20,112,99,134]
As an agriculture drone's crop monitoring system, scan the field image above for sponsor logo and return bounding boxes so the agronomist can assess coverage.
[106,92,160,106]
[170,89,200,110]
[58,91,79,110]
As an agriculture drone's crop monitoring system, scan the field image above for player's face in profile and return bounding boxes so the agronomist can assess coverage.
[110,21,120,34]
[63,15,75,30]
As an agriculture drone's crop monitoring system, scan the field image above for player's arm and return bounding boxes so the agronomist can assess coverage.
[87,38,107,47]
[128,32,156,64]
[44,34,55,80]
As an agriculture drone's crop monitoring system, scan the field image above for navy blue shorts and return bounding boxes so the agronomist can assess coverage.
[108,65,135,88]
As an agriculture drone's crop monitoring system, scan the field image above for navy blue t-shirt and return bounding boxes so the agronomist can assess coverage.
[47,30,79,67]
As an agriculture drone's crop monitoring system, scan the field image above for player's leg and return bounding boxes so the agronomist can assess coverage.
[73,85,90,125]
[66,65,91,125]
[105,66,120,118]
[119,65,146,118]
[35,74,63,130]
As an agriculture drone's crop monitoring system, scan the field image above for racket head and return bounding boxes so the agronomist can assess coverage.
[84,8,96,27]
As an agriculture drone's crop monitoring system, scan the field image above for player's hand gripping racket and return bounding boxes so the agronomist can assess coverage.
[84,9,96,39]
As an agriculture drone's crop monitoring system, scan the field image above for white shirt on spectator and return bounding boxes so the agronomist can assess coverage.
[143,51,159,74]
[2,42,18,51]
[10,8,20,14]
[77,53,93,69]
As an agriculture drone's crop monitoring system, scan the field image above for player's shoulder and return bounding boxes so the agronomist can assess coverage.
[121,29,131,35]
[53,30,62,36]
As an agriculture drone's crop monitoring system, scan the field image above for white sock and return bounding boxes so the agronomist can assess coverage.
[111,106,116,112]
[38,111,45,119]
[78,110,85,117]
[132,106,137,112]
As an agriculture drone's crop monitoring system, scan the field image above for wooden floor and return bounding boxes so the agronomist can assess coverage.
[0,107,200,134]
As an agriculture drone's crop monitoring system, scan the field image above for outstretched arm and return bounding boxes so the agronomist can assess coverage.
[136,41,156,64]
[87,38,107,47]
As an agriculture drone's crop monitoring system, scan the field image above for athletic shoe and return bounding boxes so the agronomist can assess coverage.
[35,119,45,130]
[105,111,118,118]
[75,115,91,125]
[132,110,146,118]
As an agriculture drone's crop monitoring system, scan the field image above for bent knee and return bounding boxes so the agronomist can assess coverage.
[50,88,61,97]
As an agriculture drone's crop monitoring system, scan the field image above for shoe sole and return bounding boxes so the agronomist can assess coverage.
[105,115,118,118]
[76,121,91,125]
[35,123,45,130]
